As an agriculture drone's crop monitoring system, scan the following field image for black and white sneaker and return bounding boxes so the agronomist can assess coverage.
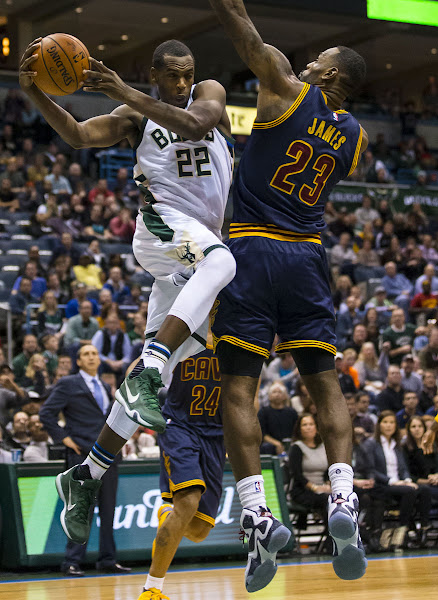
[240,507,291,593]
[328,492,367,580]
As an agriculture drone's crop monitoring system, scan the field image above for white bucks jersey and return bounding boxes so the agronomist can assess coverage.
[133,85,234,235]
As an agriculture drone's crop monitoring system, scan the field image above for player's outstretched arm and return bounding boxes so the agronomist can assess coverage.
[83,59,226,142]
[19,40,137,149]
[208,0,298,94]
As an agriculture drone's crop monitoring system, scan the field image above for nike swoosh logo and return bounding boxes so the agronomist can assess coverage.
[67,484,76,512]
[126,382,139,405]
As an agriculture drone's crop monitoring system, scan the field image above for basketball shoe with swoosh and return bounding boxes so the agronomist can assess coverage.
[116,367,166,432]
[55,465,102,545]
[328,492,367,580]
[240,507,291,593]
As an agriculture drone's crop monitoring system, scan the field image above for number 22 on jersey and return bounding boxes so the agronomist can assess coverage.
[270,140,335,206]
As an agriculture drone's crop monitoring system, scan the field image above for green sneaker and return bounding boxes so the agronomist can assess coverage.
[115,367,166,433]
[55,466,102,545]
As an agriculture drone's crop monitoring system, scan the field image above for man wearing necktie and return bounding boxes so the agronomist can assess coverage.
[40,344,130,577]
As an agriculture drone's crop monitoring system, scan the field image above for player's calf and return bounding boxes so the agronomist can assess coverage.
[184,516,212,543]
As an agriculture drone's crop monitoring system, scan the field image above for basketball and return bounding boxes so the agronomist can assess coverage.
[32,33,89,96]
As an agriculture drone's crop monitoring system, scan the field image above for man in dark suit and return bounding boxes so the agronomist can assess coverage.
[40,344,131,577]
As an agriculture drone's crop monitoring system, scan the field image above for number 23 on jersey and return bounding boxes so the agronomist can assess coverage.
[270,140,335,206]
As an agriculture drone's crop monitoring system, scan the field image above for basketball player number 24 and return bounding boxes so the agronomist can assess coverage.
[270,140,335,206]
[190,385,221,416]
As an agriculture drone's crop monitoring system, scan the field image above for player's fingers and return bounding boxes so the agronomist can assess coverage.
[22,55,38,69]
[82,70,111,83]
[89,57,109,72]
[25,42,41,56]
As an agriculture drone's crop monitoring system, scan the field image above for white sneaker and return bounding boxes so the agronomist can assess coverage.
[240,507,291,592]
[328,492,367,580]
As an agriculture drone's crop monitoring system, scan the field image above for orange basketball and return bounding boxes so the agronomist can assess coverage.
[33,33,89,96]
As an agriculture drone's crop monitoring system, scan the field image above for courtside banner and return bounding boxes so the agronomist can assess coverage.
[0,458,293,567]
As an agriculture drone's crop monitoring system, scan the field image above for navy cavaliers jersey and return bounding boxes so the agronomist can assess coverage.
[163,348,222,436]
[231,83,362,238]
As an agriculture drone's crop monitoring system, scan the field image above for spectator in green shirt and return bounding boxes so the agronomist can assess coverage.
[382,308,417,366]
[12,334,38,385]
[41,334,59,379]
[64,301,100,367]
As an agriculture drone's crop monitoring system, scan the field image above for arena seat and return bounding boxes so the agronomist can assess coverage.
[0,271,19,289]
[101,242,132,256]
[0,255,27,268]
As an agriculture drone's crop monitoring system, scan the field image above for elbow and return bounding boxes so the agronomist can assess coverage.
[186,116,211,142]
[69,139,85,150]
[186,129,204,142]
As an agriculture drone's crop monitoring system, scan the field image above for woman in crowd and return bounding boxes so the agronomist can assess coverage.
[332,275,353,311]
[37,290,64,338]
[52,255,72,298]
[46,272,69,305]
[290,378,311,415]
[83,204,113,241]
[21,353,49,397]
[403,416,438,507]
[355,341,387,393]
[364,411,432,549]
[381,236,403,268]
[288,413,330,519]
[86,239,108,272]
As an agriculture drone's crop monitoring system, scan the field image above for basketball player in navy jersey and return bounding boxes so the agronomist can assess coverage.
[209,0,369,589]
[137,340,225,600]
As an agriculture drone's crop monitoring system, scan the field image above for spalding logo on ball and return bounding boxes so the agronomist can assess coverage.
[33,33,90,96]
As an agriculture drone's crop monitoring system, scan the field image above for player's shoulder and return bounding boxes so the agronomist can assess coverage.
[193,79,226,100]
[111,104,143,130]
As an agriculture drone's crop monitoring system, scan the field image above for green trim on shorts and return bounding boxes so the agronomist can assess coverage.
[203,244,228,257]
[140,203,175,242]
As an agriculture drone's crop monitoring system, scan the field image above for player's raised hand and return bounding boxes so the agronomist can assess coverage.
[18,38,42,89]
[82,57,129,101]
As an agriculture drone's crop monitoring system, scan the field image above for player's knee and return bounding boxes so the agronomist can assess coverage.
[185,517,212,543]
[173,487,203,521]
[201,248,236,287]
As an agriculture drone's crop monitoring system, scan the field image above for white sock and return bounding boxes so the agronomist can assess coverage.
[145,575,165,592]
[328,463,354,499]
[168,248,236,333]
[236,475,266,512]
[142,339,171,375]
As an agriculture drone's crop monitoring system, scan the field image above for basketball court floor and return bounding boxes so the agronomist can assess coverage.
[1,553,436,600]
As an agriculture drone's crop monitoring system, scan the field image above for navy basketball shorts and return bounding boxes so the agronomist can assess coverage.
[212,236,336,359]
[159,420,226,527]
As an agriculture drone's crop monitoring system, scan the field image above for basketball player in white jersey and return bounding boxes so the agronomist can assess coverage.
[19,39,235,546]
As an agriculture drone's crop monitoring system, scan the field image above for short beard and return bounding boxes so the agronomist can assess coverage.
[32,431,49,443]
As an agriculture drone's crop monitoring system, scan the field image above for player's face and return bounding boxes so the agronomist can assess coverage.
[152,55,195,108]
[299,47,339,85]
